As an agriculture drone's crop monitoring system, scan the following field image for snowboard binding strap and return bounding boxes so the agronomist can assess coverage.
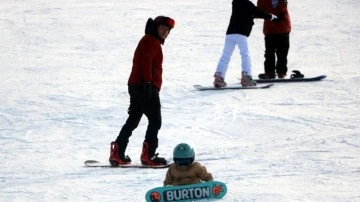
[290,70,304,79]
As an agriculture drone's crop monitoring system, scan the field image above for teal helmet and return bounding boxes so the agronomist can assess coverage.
[173,143,195,166]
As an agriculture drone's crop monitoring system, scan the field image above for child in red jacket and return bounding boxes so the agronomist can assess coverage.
[257,0,291,79]
[109,16,175,166]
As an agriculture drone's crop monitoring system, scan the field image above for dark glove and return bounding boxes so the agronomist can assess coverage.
[143,82,152,100]
[272,13,284,23]
[269,14,278,22]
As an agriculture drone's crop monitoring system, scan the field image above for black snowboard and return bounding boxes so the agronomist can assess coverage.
[254,75,326,83]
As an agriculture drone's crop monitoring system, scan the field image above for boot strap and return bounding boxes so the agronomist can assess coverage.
[150,153,159,160]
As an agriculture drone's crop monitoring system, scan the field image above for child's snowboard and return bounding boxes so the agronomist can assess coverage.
[145,181,227,202]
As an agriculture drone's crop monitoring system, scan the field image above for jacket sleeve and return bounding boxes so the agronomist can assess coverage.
[250,0,271,20]
[278,0,289,15]
[258,0,288,16]
[194,162,214,182]
[163,167,174,186]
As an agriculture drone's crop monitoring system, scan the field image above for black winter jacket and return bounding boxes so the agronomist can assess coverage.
[226,0,271,37]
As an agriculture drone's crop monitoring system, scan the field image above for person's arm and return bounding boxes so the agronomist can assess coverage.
[194,162,214,182]
[249,0,276,21]
[163,168,174,186]
[276,0,289,21]
[278,0,289,14]
[257,0,263,9]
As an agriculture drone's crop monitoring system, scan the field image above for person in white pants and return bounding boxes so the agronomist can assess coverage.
[213,0,278,87]
[215,34,252,82]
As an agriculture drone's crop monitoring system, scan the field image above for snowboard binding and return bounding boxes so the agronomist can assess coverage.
[290,70,304,79]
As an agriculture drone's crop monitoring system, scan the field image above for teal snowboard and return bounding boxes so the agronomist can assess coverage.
[145,181,227,202]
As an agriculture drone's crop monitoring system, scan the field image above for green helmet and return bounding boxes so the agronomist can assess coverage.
[173,143,195,166]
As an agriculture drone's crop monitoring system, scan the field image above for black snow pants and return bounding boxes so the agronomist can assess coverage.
[115,85,161,155]
[264,33,290,75]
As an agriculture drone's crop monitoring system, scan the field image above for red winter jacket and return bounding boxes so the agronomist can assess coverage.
[128,34,163,91]
[257,0,291,35]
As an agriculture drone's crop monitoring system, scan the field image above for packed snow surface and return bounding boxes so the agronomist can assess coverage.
[0,0,359,201]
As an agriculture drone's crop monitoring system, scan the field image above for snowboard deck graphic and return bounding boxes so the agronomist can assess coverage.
[193,83,273,91]
[84,160,170,169]
[145,181,227,202]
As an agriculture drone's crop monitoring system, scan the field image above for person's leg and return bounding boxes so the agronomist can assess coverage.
[235,34,252,76]
[141,90,166,165]
[115,86,144,152]
[236,34,256,86]
[264,34,277,77]
[110,86,144,165]
[215,34,237,79]
[275,34,290,77]
[144,91,161,153]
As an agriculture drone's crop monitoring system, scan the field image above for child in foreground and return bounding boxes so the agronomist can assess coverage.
[163,143,213,186]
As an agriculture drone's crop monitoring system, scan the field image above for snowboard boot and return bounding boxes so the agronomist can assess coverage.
[240,72,257,87]
[277,73,286,79]
[213,73,227,88]
[109,141,131,166]
[140,141,167,166]
[258,72,275,79]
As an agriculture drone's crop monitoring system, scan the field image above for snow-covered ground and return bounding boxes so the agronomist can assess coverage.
[0,0,359,201]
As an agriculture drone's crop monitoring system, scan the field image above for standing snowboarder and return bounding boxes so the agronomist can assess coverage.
[257,0,291,79]
[213,0,278,87]
[109,16,175,166]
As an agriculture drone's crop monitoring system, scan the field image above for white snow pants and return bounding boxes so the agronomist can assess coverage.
[215,34,252,79]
